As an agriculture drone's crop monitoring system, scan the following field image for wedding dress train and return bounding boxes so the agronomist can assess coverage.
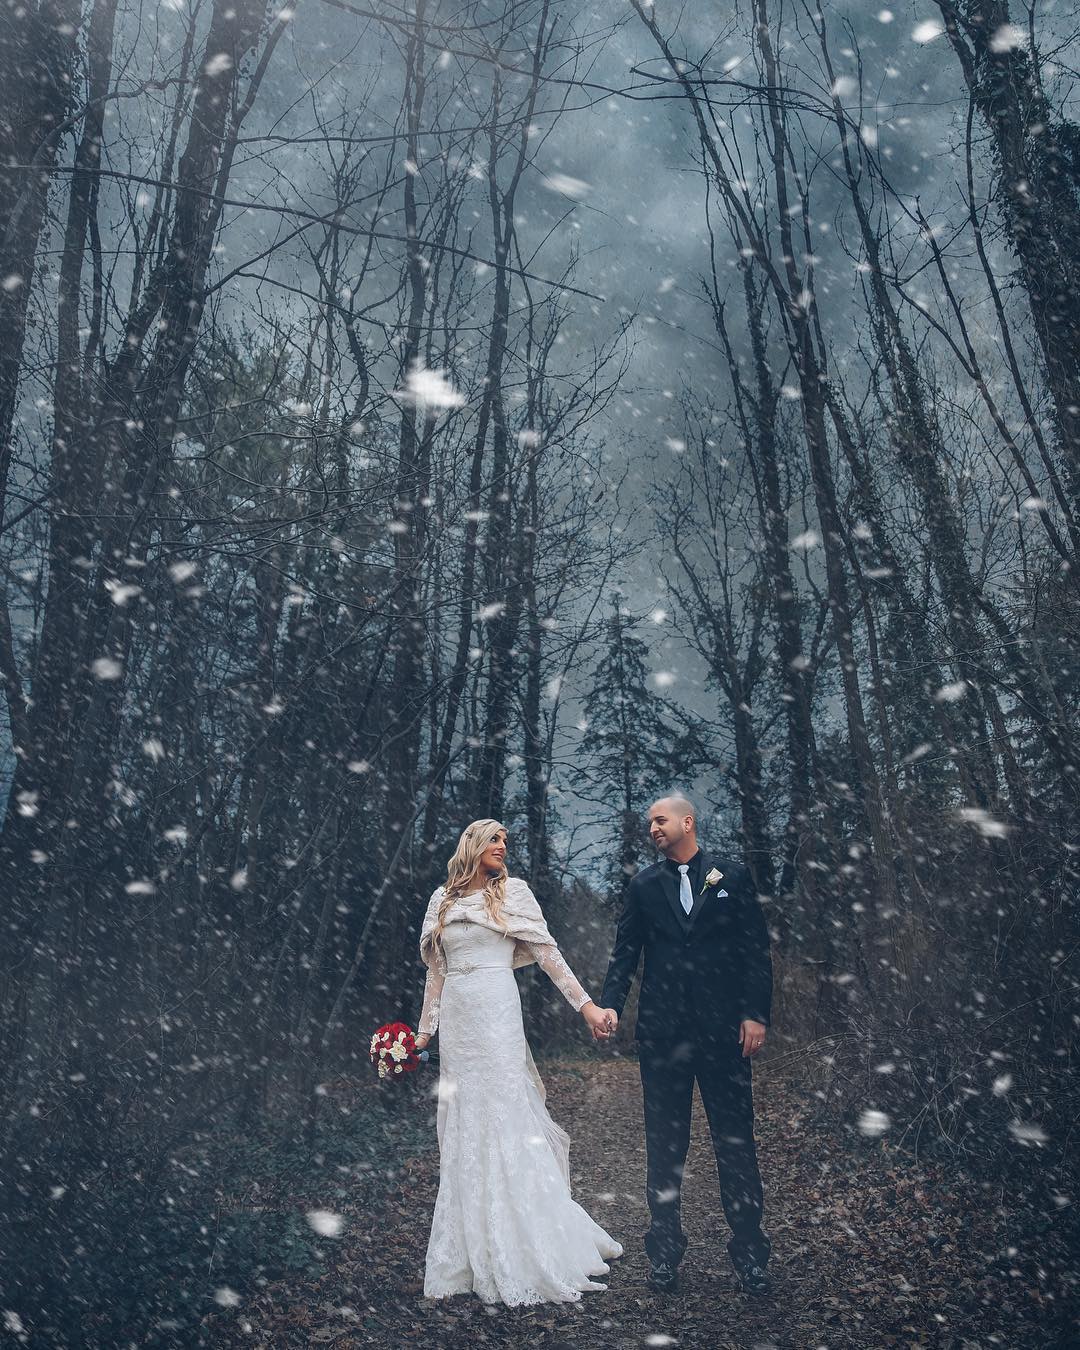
[417,879,623,1305]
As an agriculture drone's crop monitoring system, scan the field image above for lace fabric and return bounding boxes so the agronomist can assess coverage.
[417,964,443,1038]
[417,883,622,1305]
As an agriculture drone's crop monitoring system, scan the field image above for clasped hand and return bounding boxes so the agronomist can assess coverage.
[583,1003,618,1041]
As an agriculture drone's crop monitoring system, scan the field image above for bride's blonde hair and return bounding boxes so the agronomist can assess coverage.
[433,818,509,947]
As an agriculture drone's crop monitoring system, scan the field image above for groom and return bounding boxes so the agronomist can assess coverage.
[596,795,773,1296]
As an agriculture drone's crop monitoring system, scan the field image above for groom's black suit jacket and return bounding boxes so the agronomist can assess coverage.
[600,850,772,1046]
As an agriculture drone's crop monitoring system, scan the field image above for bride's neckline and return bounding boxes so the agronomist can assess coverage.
[448,878,514,899]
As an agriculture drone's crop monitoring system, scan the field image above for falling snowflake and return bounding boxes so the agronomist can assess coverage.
[91,656,123,681]
[857,1108,890,1138]
[541,172,591,199]
[957,807,1010,839]
[203,52,234,76]
[306,1209,344,1237]
[106,580,143,607]
[989,23,1025,52]
[394,365,465,410]
[1008,1120,1048,1147]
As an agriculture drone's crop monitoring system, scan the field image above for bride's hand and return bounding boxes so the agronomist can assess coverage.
[414,1033,431,1051]
[582,1004,616,1040]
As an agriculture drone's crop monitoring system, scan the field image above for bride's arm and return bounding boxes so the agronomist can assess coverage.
[526,941,613,1036]
[415,962,444,1048]
[527,941,592,1011]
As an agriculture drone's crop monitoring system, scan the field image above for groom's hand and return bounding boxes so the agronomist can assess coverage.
[593,1008,618,1041]
[584,1005,618,1041]
[739,1019,766,1057]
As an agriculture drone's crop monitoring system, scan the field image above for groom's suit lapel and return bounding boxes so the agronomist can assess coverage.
[653,853,729,933]
[686,851,720,928]
[657,863,689,933]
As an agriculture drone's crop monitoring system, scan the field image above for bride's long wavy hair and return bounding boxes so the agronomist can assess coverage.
[432,818,509,948]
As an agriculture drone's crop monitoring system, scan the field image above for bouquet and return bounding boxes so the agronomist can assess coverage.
[369,1021,430,1079]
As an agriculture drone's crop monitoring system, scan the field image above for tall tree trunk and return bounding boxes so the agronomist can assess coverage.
[0,0,82,519]
[816,19,1017,810]
[753,0,901,960]
[715,266,816,903]
[936,0,1080,504]
[1,0,267,1099]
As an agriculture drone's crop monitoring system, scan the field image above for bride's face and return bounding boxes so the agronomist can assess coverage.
[478,829,508,874]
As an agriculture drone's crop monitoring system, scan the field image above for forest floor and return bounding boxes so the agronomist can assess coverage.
[201,1056,1077,1350]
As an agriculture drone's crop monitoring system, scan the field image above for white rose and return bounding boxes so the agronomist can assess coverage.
[704,867,723,887]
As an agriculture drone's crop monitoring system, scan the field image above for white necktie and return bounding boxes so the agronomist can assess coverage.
[677,864,693,915]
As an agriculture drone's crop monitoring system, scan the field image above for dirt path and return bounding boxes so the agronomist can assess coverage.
[204,1057,1074,1348]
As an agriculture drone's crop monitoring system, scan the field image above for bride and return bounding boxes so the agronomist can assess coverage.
[414,818,624,1306]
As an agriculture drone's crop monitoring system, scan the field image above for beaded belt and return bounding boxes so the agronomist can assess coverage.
[444,963,513,976]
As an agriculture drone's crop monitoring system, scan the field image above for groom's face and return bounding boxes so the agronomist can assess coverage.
[648,801,690,854]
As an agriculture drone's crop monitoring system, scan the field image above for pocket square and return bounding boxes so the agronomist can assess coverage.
[717,889,728,897]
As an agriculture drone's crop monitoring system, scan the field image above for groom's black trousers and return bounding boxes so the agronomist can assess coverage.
[638,1035,770,1272]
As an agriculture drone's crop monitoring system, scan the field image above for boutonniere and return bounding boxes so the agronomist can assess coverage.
[700,867,725,896]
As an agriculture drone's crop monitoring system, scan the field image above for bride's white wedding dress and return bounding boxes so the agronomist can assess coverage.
[416,877,623,1306]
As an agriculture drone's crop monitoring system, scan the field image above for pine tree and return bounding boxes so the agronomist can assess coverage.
[583,604,708,902]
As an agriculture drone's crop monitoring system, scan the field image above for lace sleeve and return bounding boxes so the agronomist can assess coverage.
[417,963,444,1036]
[526,941,592,1012]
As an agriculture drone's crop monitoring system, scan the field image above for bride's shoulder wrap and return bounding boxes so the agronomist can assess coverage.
[419,877,556,974]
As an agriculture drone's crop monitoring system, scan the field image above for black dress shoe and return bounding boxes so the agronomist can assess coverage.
[646,1261,679,1293]
[735,1263,772,1295]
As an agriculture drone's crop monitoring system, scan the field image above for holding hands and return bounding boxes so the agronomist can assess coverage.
[582,1002,619,1041]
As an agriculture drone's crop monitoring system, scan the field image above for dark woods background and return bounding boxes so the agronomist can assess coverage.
[0,0,1078,1339]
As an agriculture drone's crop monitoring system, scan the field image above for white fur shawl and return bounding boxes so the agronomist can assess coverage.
[418,876,556,974]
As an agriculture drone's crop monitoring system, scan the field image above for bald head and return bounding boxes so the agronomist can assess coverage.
[652,794,696,822]
[648,795,698,862]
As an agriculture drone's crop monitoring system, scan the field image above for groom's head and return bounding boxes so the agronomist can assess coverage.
[648,795,697,858]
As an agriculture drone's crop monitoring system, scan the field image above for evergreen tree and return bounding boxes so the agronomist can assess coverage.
[583,604,708,901]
